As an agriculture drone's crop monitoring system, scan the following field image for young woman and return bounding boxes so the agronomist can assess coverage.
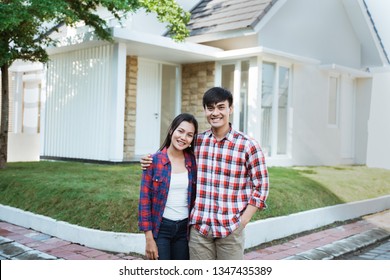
[138,113,198,260]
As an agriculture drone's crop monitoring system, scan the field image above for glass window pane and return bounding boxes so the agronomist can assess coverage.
[261,62,275,157]
[160,65,177,144]
[221,64,235,91]
[277,66,289,155]
[240,61,249,133]
[221,64,235,127]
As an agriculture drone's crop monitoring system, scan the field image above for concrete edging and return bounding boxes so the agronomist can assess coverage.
[1,195,390,255]
[245,195,390,248]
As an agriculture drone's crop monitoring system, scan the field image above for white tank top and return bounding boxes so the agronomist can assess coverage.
[163,171,189,220]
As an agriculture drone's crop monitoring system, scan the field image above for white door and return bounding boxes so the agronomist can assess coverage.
[135,60,161,155]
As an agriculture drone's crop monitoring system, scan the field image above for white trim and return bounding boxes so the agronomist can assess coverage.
[175,65,182,115]
[327,73,341,128]
[247,57,261,140]
[9,61,43,72]
[185,29,257,44]
[113,29,222,56]
[320,64,372,78]
[368,65,390,73]
[253,0,288,33]
[108,43,126,161]
[232,61,241,129]
[356,0,389,65]
[245,195,390,249]
[270,63,279,157]
[215,46,321,65]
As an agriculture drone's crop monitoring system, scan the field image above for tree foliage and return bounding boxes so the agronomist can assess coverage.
[0,0,190,168]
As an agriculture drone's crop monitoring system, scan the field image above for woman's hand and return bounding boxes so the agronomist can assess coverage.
[145,231,159,260]
[140,154,153,170]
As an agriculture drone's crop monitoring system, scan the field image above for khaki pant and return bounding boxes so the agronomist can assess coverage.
[189,225,245,260]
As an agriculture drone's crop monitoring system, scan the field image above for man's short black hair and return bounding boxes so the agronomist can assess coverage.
[202,87,233,108]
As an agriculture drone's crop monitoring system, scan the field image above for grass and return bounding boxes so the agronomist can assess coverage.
[0,161,389,233]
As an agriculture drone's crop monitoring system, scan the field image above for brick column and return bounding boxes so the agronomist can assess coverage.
[123,56,138,160]
[182,62,215,132]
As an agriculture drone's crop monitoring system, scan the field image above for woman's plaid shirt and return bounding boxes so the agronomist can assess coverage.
[189,126,269,238]
[138,148,197,238]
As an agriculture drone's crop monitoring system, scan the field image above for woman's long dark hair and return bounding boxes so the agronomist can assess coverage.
[159,113,198,153]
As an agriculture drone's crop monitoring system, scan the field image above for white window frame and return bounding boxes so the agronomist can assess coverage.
[216,58,293,162]
[216,58,257,133]
[259,59,293,160]
[328,73,340,128]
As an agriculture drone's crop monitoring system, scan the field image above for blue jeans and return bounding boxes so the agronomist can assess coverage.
[155,217,189,260]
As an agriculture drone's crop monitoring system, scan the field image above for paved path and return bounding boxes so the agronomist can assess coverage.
[336,238,390,260]
[1,210,389,260]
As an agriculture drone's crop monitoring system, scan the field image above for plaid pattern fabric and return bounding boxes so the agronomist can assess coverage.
[190,126,269,238]
[138,147,197,238]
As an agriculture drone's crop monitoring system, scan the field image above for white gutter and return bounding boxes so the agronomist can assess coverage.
[319,64,373,78]
[214,46,321,65]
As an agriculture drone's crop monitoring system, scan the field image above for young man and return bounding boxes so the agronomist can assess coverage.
[142,87,269,260]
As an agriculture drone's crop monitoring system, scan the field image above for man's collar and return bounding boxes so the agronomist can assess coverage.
[206,123,234,142]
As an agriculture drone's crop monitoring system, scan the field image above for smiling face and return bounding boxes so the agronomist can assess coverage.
[169,121,196,152]
[204,100,233,131]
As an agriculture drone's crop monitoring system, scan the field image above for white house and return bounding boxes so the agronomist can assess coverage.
[4,0,390,169]
[0,61,43,162]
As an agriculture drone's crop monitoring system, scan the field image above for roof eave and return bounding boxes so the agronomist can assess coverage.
[186,28,257,44]
[343,0,389,66]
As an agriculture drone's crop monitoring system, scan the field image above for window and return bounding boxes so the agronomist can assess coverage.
[239,61,249,133]
[261,62,291,157]
[160,64,179,144]
[277,66,289,155]
[261,62,275,156]
[218,59,292,158]
[328,76,339,126]
[221,60,249,133]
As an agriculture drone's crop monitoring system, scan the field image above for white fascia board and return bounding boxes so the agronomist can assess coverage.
[357,0,389,65]
[214,46,320,65]
[365,65,390,74]
[46,40,108,56]
[9,60,44,72]
[113,28,223,58]
[319,64,372,78]
[253,0,287,33]
[343,0,389,66]
[185,29,257,44]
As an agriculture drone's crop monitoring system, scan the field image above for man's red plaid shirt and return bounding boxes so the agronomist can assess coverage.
[189,126,269,238]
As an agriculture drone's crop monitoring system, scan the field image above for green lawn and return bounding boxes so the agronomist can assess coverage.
[0,161,389,233]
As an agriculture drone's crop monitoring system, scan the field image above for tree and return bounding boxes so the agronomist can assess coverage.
[0,0,190,168]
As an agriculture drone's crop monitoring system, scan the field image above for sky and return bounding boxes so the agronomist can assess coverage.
[365,0,390,59]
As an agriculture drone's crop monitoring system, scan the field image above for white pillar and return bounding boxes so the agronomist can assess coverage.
[109,43,126,162]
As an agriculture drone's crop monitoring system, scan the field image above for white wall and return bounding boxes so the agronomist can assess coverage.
[7,133,40,162]
[260,0,361,68]
[366,72,390,169]
[43,44,126,161]
[292,64,340,165]
[354,78,372,165]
